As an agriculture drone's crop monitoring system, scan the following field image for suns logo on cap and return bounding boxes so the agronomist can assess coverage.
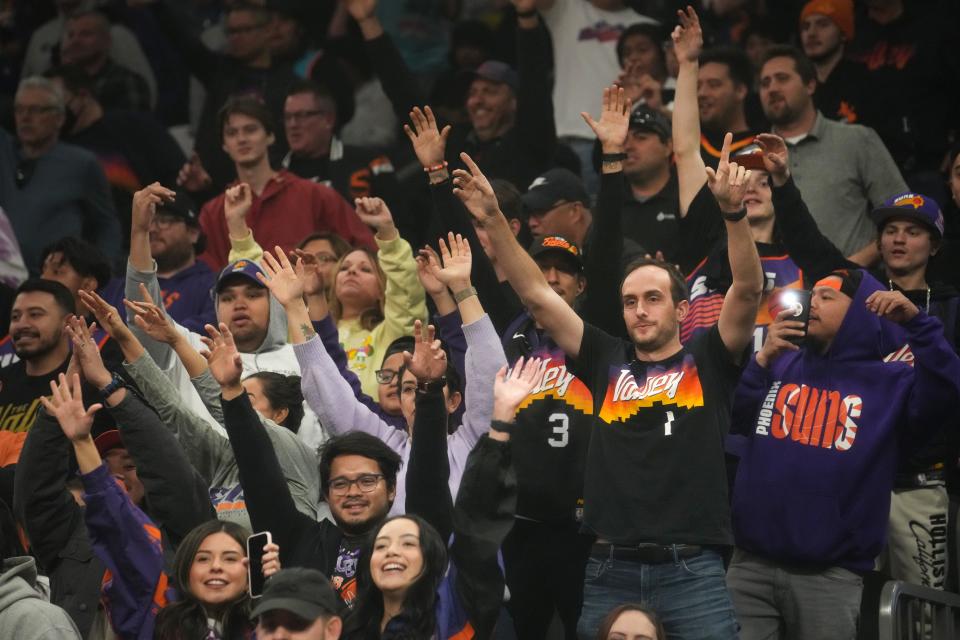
[543,236,578,255]
[233,261,249,270]
[893,194,925,209]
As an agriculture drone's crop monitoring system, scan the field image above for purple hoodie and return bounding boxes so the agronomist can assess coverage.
[731,271,960,571]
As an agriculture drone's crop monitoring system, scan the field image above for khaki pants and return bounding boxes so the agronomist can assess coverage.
[877,486,949,589]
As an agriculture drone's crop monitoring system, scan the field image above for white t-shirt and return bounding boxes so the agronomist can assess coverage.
[543,0,657,138]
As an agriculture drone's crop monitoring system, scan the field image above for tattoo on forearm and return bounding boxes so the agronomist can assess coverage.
[299,324,316,340]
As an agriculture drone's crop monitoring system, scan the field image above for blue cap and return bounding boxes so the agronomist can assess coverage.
[216,259,266,292]
[869,192,944,239]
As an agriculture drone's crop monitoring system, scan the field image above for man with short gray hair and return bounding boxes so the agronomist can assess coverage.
[0,76,121,274]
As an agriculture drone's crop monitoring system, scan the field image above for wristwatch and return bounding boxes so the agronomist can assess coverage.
[416,378,447,394]
[98,373,126,400]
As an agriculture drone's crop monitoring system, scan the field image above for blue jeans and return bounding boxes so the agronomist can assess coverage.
[577,549,739,640]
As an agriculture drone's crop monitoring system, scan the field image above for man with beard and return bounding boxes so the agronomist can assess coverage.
[798,0,872,125]
[0,280,75,466]
[758,45,905,266]
[100,189,215,333]
[696,47,761,168]
[451,99,764,639]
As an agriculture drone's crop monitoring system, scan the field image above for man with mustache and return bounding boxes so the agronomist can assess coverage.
[0,279,75,467]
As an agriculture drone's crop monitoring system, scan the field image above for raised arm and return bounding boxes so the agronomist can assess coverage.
[755,134,852,281]
[406,106,523,333]
[707,135,765,359]
[41,373,166,639]
[453,153,585,357]
[515,2,556,164]
[581,85,632,335]
[672,7,707,216]
[448,359,542,639]
[258,247,408,450]
[403,323,454,541]
[203,322,316,564]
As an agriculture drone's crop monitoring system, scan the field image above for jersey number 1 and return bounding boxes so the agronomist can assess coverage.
[548,413,569,448]
[663,411,676,436]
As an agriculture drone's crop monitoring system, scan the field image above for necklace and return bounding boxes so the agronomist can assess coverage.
[889,279,930,312]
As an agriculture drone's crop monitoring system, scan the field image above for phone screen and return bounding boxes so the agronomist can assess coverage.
[246,531,271,598]
[768,289,812,345]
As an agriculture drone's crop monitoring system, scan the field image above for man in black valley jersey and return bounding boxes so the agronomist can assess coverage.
[453,31,763,638]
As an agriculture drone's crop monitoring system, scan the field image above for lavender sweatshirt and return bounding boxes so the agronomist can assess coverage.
[294,313,506,515]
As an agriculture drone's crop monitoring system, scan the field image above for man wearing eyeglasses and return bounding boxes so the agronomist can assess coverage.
[0,76,120,276]
[281,80,403,221]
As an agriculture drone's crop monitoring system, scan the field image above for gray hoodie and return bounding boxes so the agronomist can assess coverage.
[123,351,321,530]
[124,259,326,450]
[0,557,81,640]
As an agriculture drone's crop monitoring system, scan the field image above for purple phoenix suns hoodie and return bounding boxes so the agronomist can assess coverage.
[730,270,960,572]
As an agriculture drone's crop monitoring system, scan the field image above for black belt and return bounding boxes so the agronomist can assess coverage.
[591,542,702,564]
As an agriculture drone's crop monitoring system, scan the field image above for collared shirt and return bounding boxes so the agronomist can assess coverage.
[621,171,681,260]
[781,112,907,256]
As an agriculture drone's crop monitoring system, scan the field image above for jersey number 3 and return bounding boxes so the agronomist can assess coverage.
[548,413,569,448]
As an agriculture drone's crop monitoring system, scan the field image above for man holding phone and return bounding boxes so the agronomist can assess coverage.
[727,268,960,639]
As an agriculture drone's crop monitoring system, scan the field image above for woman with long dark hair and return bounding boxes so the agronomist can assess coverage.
[341,357,544,639]
[597,604,668,640]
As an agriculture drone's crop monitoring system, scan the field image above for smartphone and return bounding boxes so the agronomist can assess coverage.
[246,531,272,598]
[734,151,766,170]
[768,289,812,345]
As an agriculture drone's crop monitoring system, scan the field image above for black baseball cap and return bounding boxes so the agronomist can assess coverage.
[629,104,671,140]
[529,235,584,273]
[522,169,590,214]
[157,190,199,227]
[250,568,341,622]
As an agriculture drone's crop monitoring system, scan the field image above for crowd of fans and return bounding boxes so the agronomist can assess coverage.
[0,0,958,638]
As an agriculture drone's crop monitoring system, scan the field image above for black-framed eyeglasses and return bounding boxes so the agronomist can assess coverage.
[328,474,384,495]
[375,368,399,384]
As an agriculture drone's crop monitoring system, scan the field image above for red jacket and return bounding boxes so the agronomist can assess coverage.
[198,170,376,271]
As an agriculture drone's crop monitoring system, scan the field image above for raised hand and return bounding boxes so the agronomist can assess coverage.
[492,356,546,423]
[63,315,113,388]
[131,182,176,233]
[200,322,244,388]
[756,309,804,368]
[79,290,128,340]
[291,249,328,297]
[705,133,751,214]
[404,106,451,169]
[259,541,282,579]
[355,197,397,238]
[258,245,305,308]
[124,283,180,345]
[403,319,447,383]
[865,290,919,325]
[342,0,377,22]
[416,246,448,298]
[581,85,631,153]
[177,153,212,192]
[452,152,500,223]
[671,5,703,64]
[40,373,102,443]
[224,183,253,232]
[429,233,473,291]
[753,134,790,187]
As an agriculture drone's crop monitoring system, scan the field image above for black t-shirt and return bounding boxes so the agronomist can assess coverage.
[331,536,363,608]
[621,173,681,261]
[569,323,742,545]
[0,360,65,438]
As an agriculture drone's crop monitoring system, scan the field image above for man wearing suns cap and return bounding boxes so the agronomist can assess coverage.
[728,266,960,637]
